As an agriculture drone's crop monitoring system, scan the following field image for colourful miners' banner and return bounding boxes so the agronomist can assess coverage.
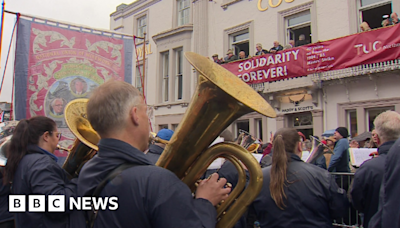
[222,24,400,84]
[14,18,133,159]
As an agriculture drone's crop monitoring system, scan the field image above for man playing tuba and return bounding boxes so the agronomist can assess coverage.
[77,80,231,228]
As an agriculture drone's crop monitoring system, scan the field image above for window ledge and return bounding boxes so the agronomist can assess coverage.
[221,0,243,10]
[154,101,190,109]
[113,25,124,31]
[152,25,193,43]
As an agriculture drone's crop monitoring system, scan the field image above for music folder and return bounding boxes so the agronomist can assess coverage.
[349,148,377,167]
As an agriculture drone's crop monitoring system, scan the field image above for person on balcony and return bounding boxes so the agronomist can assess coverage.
[255,43,269,56]
[269,41,283,53]
[360,21,371,32]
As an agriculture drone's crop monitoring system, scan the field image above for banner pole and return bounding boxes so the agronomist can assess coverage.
[0,1,5,64]
[142,32,146,99]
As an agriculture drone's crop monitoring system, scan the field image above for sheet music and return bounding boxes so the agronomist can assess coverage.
[301,151,310,161]
[0,156,6,166]
[252,153,263,163]
[207,158,224,169]
[349,148,377,167]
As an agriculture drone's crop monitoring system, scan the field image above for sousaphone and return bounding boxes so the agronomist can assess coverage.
[62,98,100,178]
[156,52,276,228]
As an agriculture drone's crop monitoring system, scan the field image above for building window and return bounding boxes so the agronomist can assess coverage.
[175,48,183,100]
[161,52,169,102]
[236,120,250,137]
[159,124,168,131]
[230,30,249,57]
[256,119,263,140]
[286,10,311,46]
[366,106,394,131]
[346,110,358,137]
[135,65,144,94]
[290,112,313,139]
[137,15,147,38]
[177,0,190,26]
[358,0,392,30]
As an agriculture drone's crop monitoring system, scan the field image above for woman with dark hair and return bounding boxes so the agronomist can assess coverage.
[249,128,348,228]
[0,141,14,228]
[3,116,77,228]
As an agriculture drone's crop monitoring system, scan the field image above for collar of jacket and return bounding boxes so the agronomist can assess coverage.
[378,140,396,155]
[27,144,58,162]
[289,153,302,162]
[148,144,164,155]
[97,138,152,165]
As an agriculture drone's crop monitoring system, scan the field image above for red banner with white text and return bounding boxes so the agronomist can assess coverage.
[222,24,400,84]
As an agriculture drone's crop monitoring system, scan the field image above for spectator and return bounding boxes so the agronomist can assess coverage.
[350,140,359,148]
[391,12,400,24]
[238,51,246,59]
[223,50,238,63]
[284,40,295,49]
[328,127,350,173]
[146,129,173,164]
[211,54,222,64]
[269,41,283,53]
[255,43,269,56]
[296,34,308,47]
[360,21,371,32]
[352,111,400,228]
[224,49,232,61]
[382,13,399,27]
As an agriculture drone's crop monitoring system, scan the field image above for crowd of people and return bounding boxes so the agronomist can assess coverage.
[1,80,400,228]
[212,12,400,65]
[211,34,309,65]
[360,12,399,32]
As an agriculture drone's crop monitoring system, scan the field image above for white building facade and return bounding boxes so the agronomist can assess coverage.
[110,0,400,141]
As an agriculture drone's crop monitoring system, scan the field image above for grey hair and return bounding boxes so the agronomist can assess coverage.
[374,111,400,142]
[51,98,64,107]
[299,34,305,40]
[87,80,143,136]
[256,43,262,48]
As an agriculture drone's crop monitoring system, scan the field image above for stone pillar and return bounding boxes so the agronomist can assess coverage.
[276,114,285,130]
[262,116,268,142]
[312,110,323,137]
[356,107,365,134]
[192,0,208,56]
[249,117,256,138]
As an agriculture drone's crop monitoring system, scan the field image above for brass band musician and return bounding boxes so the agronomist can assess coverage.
[77,80,231,228]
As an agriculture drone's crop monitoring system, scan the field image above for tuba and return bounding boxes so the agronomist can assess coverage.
[62,98,100,178]
[237,130,260,153]
[156,52,276,228]
[306,136,334,164]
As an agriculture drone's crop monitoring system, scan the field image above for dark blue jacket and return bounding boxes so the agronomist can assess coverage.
[77,138,216,228]
[12,145,77,228]
[0,167,13,224]
[328,138,350,172]
[351,141,394,228]
[145,144,164,165]
[250,154,348,228]
[368,138,400,228]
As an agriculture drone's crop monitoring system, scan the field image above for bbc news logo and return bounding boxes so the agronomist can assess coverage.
[9,195,118,212]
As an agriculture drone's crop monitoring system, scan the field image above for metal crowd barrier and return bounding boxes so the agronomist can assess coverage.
[331,172,363,228]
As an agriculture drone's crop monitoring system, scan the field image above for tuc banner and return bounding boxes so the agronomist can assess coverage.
[222,24,400,85]
[14,18,133,155]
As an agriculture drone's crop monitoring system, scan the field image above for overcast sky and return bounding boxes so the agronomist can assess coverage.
[0,0,127,102]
